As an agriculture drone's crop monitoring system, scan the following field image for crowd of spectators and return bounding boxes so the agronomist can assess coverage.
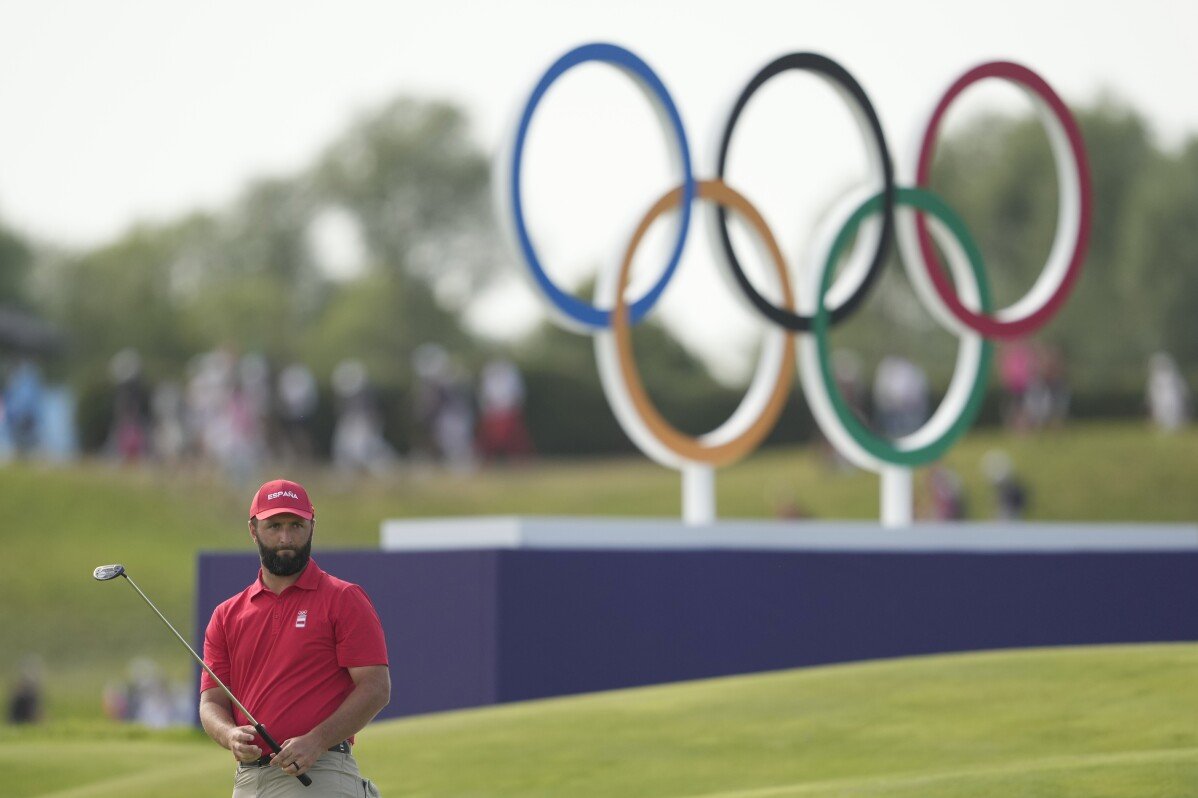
[0,344,535,478]
[0,339,1190,483]
[103,345,534,479]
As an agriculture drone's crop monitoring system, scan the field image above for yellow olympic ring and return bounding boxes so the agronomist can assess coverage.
[596,179,795,467]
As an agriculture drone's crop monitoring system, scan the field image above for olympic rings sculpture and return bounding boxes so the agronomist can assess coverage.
[495,42,1092,523]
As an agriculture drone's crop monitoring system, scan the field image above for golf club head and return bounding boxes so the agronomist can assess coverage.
[93,563,127,581]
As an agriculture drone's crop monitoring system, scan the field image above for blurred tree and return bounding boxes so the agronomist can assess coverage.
[311,99,501,308]
[218,177,324,311]
[36,225,197,377]
[1116,137,1198,371]
[32,98,494,387]
[171,180,326,359]
[1056,103,1165,391]
[301,269,474,388]
[0,222,33,307]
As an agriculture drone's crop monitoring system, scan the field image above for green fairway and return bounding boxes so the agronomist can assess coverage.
[5,644,1196,797]
[1,420,1196,721]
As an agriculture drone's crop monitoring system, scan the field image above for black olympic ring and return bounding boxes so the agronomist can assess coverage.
[714,52,895,332]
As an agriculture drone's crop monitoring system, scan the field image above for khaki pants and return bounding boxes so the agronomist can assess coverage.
[232,750,381,798]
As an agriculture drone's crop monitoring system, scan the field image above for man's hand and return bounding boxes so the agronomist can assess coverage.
[224,725,263,763]
[271,733,325,777]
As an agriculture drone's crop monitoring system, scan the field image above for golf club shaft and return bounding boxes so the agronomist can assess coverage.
[104,567,311,786]
[121,573,258,724]
[122,575,314,786]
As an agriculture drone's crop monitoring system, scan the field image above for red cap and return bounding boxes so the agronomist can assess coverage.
[249,479,314,520]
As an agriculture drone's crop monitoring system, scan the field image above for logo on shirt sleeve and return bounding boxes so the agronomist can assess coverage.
[295,610,308,629]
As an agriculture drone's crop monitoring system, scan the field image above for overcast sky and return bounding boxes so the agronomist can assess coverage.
[1,0,1195,379]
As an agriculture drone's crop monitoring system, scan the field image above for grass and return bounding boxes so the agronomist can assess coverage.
[3,643,1195,797]
[1,421,1193,795]
[1,420,1195,721]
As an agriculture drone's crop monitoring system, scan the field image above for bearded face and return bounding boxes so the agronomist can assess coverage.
[257,533,312,576]
[251,515,314,577]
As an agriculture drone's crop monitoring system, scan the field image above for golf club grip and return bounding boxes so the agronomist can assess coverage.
[255,723,313,787]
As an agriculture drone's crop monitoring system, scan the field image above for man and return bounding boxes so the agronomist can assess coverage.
[200,478,390,796]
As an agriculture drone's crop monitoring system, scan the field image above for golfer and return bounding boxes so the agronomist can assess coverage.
[200,479,390,797]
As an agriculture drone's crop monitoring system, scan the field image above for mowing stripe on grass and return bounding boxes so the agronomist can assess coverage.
[677,746,1198,798]
[29,758,220,798]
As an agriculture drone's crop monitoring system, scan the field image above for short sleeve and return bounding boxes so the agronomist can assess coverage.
[333,585,389,668]
[200,606,231,694]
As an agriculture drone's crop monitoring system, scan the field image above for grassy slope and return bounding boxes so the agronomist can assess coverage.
[1,421,1195,720]
[4,644,1196,797]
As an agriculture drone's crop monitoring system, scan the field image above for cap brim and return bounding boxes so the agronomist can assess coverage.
[253,506,314,520]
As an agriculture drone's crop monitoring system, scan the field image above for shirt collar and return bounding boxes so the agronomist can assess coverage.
[294,558,324,590]
[249,558,324,598]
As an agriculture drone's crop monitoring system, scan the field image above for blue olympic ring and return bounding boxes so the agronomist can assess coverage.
[508,42,696,330]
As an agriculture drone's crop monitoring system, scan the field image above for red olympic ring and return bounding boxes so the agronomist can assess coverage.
[912,60,1092,339]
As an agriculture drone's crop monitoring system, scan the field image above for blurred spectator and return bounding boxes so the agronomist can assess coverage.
[1036,343,1070,428]
[7,655,43,724]
[184,347,268,482]
[477,358,533,463]
[332,359,396,474]
[872,356,928,437]
[187,348,237,464]
[997,341,1037,432]
[102,657,190,728]
[411,343,477,472]
[833,350,867,417]
[108,348,151,462]
[239,353,274,446]
[923,464,967,521]
[1005,342,1071,432]
[436,363,477,474]
[0,358,76,463]
[216,381,261,483]
[773,495,813,520]
[5,359,44,456]
[982,449,1029,521]
[1146,352,1190,433]
[150,380,189,465]
[0,389,10,461]
[38,385,78,462]
[411,344,450,465]
[277,362,319,463]
[202,355,263,483]
[820,350,865,471]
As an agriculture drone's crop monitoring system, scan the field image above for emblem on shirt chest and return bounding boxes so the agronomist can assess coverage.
[295,610,308,629]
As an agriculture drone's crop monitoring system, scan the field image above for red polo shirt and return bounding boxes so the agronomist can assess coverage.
[201,559,388,750]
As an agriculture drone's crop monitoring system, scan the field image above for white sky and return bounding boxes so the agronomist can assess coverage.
[1,0,1196,380]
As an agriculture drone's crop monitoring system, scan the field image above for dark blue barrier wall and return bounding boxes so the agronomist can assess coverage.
[197,548,1198,720]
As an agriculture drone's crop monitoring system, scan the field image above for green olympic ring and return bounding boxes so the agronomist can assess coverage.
[800,186,994,468]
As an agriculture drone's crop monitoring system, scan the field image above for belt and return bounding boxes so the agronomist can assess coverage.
[245,741,351,768]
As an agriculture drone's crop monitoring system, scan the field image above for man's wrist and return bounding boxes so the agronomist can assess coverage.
[304,727,338,751]
[221,724,241,751]
[199,703,237,750]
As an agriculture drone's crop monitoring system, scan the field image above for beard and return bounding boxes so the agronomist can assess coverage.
[257,533,312,576]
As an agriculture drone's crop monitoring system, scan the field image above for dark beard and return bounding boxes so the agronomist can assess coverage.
[257,534,312,576]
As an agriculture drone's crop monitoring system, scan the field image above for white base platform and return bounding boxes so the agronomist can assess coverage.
[380,516,1198,553]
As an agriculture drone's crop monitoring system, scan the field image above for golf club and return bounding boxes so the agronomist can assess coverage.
[92,563,312,787]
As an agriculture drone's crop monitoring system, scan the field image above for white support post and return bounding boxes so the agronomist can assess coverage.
[880,466,913,529]
[682,464,716,526]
